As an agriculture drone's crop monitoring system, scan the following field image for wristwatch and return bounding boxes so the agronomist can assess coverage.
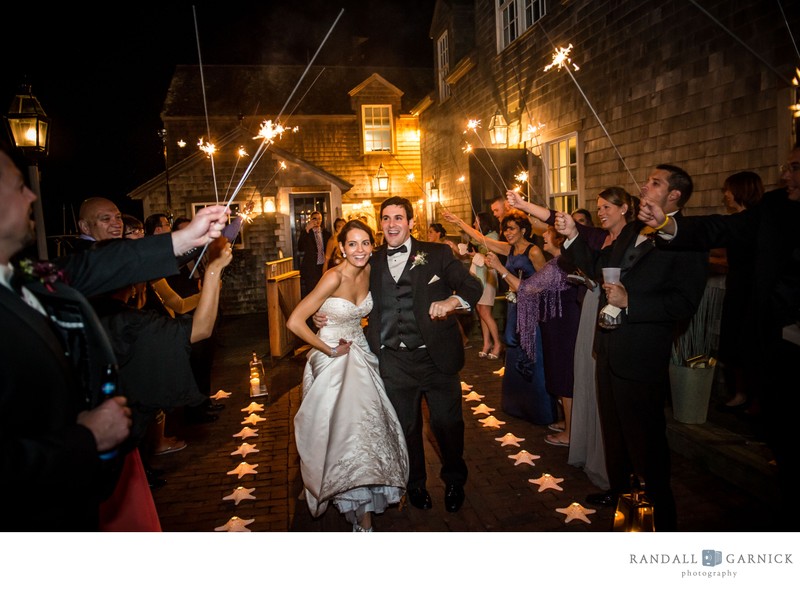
[330,346,338,358]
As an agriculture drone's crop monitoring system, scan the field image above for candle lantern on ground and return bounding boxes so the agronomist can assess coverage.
[249,351,268,398]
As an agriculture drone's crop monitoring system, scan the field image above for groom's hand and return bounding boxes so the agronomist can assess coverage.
[429,296,460,320]
[312,311,328,328]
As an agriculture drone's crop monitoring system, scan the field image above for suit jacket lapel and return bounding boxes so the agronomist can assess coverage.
[0,287,66,363]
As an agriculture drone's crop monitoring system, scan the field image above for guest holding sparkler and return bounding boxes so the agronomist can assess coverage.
[557,165,708,531]
[287,219,409,531]
[638,149,800,530]
[0,137,230,530]
[507,188,635,487]
[443,209,556,425]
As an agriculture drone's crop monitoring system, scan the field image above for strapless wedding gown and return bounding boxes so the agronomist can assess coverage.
[294,294,409,524]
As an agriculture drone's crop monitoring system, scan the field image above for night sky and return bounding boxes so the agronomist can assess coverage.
[0,2,435,236]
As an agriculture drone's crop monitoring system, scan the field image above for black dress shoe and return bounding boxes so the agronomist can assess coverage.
[205,402,226,412]
[407,487,432,510]
[585,491,618,507]
[444,484,465,513]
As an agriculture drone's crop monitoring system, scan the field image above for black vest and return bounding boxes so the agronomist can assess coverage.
[380,263,424,350]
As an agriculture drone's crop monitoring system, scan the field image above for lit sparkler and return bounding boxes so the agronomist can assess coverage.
[177,139,187,148]
[197,137,216,157]
[540,36,639,192]
[407,172,415,182]
[544,44,580,72]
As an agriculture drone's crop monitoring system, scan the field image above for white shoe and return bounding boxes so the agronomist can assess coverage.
[353,523,373,532]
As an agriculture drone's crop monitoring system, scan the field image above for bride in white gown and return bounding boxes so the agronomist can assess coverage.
[286,220,408,532]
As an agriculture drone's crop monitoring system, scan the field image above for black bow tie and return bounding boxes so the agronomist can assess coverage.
[386,245,408,256]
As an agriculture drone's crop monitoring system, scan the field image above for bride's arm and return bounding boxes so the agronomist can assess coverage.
[286,270,352,358]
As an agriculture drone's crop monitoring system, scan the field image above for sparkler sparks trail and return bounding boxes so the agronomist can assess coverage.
[189,8,344,277]
[197,138,216,157]
[538,29,640,191]
[544,44,580,72]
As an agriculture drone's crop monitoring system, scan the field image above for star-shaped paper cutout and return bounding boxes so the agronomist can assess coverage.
[495,433,525,447]
[529,473,564,492]
[222,486,256,505]
[556,502,596,524]
[233,427,259,439]
[241,402,265,413]
[508,450,540,466]
[460,381,473,391]
[471,403,495,415]
[479,415,506,428]
[227,462,259,479]
[463,390,485,402]
[211,389,232,400]
[241,413,266,425]
[493,367,505,376]
[231,442,260,457]
[214,516,255,532]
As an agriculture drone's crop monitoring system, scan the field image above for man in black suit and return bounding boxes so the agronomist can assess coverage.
[557,164,708,531]
[366,196,482,512]
[297,211,330,298]
[639,147,800,530]
[0,141,229,530]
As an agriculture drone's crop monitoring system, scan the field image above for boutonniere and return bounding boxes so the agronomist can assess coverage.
[18,259,66,292]
[410,251,427,270]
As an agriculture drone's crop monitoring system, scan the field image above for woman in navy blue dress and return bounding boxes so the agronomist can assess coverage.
[444,210,556,424]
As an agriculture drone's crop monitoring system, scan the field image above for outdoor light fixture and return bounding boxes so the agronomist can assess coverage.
[488,110,508,147]
[375,162,389,191]
[429,178,439,203]
[5,83,50,259]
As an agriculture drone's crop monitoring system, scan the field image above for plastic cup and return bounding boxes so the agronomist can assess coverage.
[602,267,621,284]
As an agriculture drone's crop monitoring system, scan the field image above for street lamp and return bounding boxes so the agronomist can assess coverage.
[375,163,389,191]
[4,83,50,260]
[488,110,508,147]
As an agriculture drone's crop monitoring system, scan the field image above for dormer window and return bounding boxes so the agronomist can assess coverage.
[362,105,393,153]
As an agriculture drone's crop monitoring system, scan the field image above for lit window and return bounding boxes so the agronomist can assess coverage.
[437,31,450,102]
[362,105,393,153]
[545,133,579,213]
[497,0,547,52]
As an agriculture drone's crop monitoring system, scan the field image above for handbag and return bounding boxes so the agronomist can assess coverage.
[612,475,655,532]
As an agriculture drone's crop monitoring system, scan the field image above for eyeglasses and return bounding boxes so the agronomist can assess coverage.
[779,163,800,174]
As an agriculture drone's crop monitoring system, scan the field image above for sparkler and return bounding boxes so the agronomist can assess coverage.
[222,146,249,203]
[188,7,344,276]
[540,32,640,192]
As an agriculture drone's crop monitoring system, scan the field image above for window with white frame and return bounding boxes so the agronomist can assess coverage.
[362,105,393,153]
[545,133,579,214]
[497,0,547,52]
[437,31,450,102]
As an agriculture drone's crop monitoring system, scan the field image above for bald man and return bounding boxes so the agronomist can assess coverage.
[78,197,124,243]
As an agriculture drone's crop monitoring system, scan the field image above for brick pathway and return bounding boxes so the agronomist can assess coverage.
[151,313,771,532]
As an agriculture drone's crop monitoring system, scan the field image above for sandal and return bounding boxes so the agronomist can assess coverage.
[487,352,500,360]
[154,438,187,456]
[478,351,488,358]
[544,434,569,447]
[548,423,565,433]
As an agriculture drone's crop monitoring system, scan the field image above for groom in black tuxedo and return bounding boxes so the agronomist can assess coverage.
[366,196,482,512]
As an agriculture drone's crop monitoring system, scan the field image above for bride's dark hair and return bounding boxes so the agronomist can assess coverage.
[337,219,375,245]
